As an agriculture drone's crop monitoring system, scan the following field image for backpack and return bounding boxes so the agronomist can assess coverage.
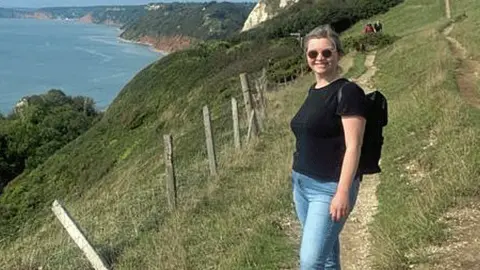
[338,83,388,175]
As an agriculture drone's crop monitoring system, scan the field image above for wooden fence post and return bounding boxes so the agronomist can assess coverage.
[231,98,241,150]
[51,200,109,270]
[163,134,176,210]
[246,110,256,143]
[239,73,259,137]
[254,79,266,130]
[445,0,451,19]
[203,106,217,176]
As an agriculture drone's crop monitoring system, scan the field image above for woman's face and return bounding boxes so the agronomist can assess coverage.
[306,38,340,77]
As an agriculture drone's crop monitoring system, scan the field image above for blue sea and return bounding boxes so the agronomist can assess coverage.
[0,18,161,114]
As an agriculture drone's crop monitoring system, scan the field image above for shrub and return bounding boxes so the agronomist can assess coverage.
[343,33,399,52]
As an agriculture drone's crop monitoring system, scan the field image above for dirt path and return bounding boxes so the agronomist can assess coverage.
[340,51,356,76]
[412,198,480,270]
[443,24,480,109]
[352,52,378,93]
[340,51,380,270]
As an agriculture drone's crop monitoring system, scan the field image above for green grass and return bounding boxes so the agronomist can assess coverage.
[0,38,300,269]
[326,0,480,268]
[371,27,480,268]
[450,0,480,57]
[343,52,367,79]
[343,0,446,37]
[365,0,480,268]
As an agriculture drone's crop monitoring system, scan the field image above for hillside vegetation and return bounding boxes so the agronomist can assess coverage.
[1,0,480,269]
[0,90,101,193]
[120,2,255,41]
[232,0,404,42]
[344,0,480,268]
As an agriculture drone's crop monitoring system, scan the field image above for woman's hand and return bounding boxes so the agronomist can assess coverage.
[330,190,350,222]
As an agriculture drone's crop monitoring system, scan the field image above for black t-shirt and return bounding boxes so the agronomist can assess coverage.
[290,78,367,180]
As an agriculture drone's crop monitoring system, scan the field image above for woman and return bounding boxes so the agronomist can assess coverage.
[290,25,367,270]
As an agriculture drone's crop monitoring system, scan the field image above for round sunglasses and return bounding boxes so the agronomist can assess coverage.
[307,48,334,59]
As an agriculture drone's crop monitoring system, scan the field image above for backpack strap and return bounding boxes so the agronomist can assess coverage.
[309,79,350,98]
[337,79,351,104]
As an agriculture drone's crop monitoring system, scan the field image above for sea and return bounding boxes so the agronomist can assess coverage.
[0,18,161,114]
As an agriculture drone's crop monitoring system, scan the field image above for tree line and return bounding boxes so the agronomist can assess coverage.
[0,90,101,193]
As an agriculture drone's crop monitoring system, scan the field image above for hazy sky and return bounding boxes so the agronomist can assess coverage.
[1,0,252,8]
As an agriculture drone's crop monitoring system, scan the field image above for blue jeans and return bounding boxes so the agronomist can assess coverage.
[292,170,360,270]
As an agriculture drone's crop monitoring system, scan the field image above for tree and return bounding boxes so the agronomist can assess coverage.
[0,90,102,192]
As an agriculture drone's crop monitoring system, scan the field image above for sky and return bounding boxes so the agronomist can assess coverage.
[1,0,252,8]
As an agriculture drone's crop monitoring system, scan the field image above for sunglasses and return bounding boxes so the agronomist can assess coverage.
[307,48,335,59]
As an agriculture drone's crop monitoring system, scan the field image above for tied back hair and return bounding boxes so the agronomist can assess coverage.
[303,25,344,56]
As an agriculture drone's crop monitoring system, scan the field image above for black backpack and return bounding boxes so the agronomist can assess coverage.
[338,83,388,175]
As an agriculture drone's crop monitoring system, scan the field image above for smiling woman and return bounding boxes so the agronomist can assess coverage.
[290,24,367,270]
[0,18,160,114]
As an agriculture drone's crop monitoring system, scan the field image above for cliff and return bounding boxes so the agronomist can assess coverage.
[136,35,194,54]
[78,13,94,23]
[24,11,52,20]
[242,0,299,32]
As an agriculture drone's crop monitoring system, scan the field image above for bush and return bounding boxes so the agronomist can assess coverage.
[267,54,304,83]
[0,90,102,193]
[343,32,399,52]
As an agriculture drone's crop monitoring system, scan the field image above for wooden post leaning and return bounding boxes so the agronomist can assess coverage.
[246,110,256,143]
[163,134,177,210]
[445,0,451,19]
[239,73,259,138]
[51,200,109,270]
[231,97,241,150]
[203,106,217,176]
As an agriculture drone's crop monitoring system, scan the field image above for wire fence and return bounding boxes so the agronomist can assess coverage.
[49,64,309,270]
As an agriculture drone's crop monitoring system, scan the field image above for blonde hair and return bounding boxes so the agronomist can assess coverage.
[303,25,344,55]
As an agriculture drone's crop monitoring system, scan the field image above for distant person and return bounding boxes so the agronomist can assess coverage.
[363,23,375,34]
[290,24,367,269]
[373,20,383,32]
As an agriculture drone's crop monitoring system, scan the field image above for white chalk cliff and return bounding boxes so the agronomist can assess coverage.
[242,0,299,32]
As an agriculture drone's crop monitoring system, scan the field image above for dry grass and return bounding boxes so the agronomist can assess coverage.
[368,24,480,270]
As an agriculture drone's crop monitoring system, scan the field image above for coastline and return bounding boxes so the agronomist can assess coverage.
[117,36,168,55]
[4,15,194,56]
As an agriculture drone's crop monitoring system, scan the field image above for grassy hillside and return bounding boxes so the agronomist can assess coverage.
[119,2,255,41]
[0,37,303,269]
[450,0,480,57]
[1,0,479,269]
[344,0,480,268]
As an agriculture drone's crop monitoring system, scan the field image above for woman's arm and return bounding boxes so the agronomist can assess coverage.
[339,115,366,192]
[330,115,366,221]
